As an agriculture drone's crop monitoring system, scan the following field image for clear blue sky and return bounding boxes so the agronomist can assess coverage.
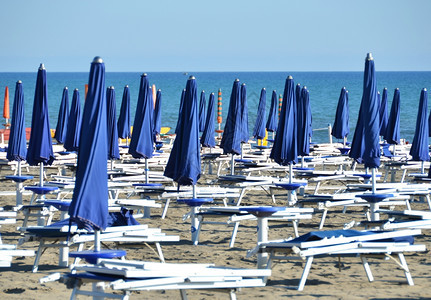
[1,0,430,72]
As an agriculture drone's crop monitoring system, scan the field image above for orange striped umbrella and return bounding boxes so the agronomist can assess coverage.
[216,88,223,134]
[278,93,282,118]
[3,86,10,126]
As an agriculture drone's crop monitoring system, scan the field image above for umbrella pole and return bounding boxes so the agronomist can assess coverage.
[287,164,293,205]
[241,143,244,160]
[421,161,425,174]
[39,163,44,187]
[343,136,347,147]
[94,230,101,252]
[16,160,22,206]
[230,154,235,175]
[370,168,379,221]
[145,158,149,184]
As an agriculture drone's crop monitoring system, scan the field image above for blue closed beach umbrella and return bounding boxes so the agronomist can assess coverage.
[198,90,206,133]
[270,75,297,166]
[153,89,162,137]
[240,83,249,143]
[331,87,349,142]
[384,88,401,145]
[253,88,266,140]
[200,92,216,148]
[64,89,81,152]
[117,85,131,141]
[106,86,120,160]
[68,56,109,231]
[7,81,27,162]
[266,90,278,133]
[379,88,388,136]
[360,53,380,170]
[129,74,154,159]
[26,64,55,186]
[54,87,69,144]
[164,76,201,186]
[175,89,186,134]
[297,86,311,157]
[220,79,242,156]
[409,88,429,163]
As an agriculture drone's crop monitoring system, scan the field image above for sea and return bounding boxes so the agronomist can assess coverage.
[0,71,430,144]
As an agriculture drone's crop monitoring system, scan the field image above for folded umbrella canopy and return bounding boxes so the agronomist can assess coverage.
[153,89,162,137]
[7,81,27,162]
[129,74,154,159]
[384,88,401,145]
[107,86,120,160]
[117,85,131,141]
[270,75,297,166]
[379,88,388,137]
[409,88,429,166]
[266,90,278,134]
[240,83,249,144]
[253,88,266,140]
[26,64,55,186]
[54,87,69,144]
[64,89,81,152]
[68,56,109,231]
[331,87,349,142]
[175,89,186,134]
[220,79,242,156]
[200,92,216,148]
[164,76,201,186]
[198,90,206,133]
[297,86,312,157]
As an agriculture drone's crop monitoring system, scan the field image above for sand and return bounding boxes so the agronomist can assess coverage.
[0,164,430,300]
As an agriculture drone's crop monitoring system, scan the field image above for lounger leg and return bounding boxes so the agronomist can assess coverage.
[229,222,240,248]
[426,194,431,211]
[398,253,414,285]
[360,255,374,282]
[229,289,238,300]
[32,241,45,273]
[319,209,328,230]
[292,220,299,237]
[155,243,165,263]
[92,281,106,300]
[58,241,69,267]
[180,289,188,300]
[161,199,170,219]
[298,256,314,291]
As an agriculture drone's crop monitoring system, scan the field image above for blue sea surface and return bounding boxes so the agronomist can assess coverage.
[0,71,430,144]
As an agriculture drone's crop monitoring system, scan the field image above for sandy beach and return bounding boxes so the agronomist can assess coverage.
[0,162,430,300]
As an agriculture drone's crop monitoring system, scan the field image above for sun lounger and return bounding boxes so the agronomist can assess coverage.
[251,229,425,291]
[20,212,179,272]
[62,259,271,300]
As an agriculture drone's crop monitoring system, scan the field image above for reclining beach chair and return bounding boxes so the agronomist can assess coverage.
[20,210,179,272]
[62,259,271,300]
[249,229,425,291]
[0,209,35,267]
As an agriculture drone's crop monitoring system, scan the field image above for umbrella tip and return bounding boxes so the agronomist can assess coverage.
[366,53,373,60]
[93,56,103,63]
[74,88,78,91]
[17,80,22,84]
[263,87,266,90]
[396,87,399,90]
[303,86,307,90]
[288,75,293,79]
[424,88,427,92]
[241,83,246,86]
[189,75,195,80]
[235,78,240,82]
[64,86,68,90]
[142,73,147,77]
[125,85,129,88]
[110,86,114,89]
[211,92,214,95]
[202,90,204,93]
[39,63,45,70]
[158,89,161,92]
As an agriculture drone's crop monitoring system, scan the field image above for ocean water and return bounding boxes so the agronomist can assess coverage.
[0,71,430,144]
